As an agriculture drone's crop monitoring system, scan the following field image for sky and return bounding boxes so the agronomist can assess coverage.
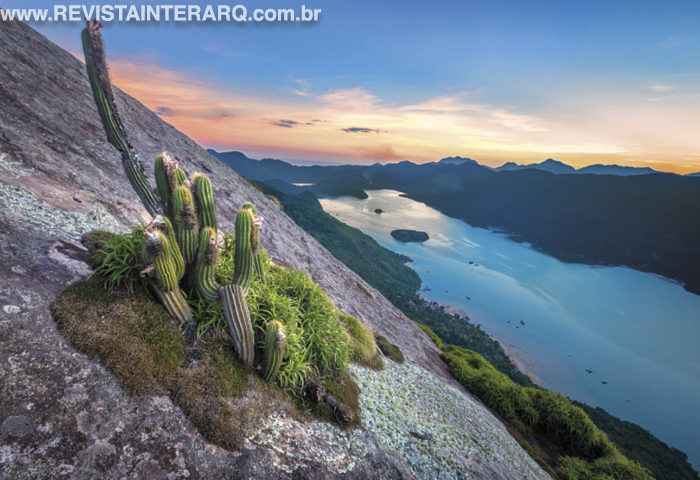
[6,0,700,173]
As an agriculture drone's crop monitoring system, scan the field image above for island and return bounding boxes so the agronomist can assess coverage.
[391,229,429,243]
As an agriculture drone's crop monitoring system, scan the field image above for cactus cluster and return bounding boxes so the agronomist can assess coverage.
[82,22,284,382]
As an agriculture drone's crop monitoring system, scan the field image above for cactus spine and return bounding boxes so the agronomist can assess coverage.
[193,174,218,231]
[81,25,161,216]
[232,209,254,294]
[263,320,286,382]
[219,284,255,366]
[195,227,220,302]
[172,186,199,264]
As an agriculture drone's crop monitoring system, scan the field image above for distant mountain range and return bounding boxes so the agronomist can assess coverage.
[210,149,700,296]
[210,149,699,177]
[494,158,662,176]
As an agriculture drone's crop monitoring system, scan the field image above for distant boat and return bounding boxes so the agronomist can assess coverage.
[520,320,525,326]
[445,289,448,293]
[601,381,608,385]
[626,398,632,403]
[586,368,593,374]
[465,296,471,300]
[468,261,474,265]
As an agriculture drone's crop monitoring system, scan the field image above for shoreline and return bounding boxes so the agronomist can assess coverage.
[417,296,542,386]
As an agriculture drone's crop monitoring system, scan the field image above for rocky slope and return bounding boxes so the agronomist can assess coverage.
[0,17,550,479]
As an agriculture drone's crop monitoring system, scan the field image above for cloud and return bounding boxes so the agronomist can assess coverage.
[656,34,694,48]
[341,127,387,134]
[271,119,299,128]
[155,106,174,117]
[646,84,676,93]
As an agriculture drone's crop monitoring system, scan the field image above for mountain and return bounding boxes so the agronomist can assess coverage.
[0,18,550,480]
[577,164,659,176]
[496,158,577,174]
[210,152,700,296]
[437,156,483,167]
[496,159,663,176]
[687,172,700,177]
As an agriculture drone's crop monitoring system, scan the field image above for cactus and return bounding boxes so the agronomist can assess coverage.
[142,230,192,323]
[263,320,286,382]
[192,173,218,231]
[172,186,199,264]
[219,284,255,366]
[81,24,161,217]
[151,215,185,280]
[154,154,172,217]
[241,202,266,280]
[232,208,254,293]
[195,227,220,302]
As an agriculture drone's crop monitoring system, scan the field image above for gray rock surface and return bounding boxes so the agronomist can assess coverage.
[0,16,550,479]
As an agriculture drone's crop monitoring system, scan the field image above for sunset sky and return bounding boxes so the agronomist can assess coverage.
[10,0,700,173]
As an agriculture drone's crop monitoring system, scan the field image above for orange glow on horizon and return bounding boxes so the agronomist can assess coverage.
[108,60,700,175]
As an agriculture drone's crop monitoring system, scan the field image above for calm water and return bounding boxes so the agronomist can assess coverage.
[320,189,700,469]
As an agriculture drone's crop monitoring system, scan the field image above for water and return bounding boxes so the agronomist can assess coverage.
[319,189,700,469]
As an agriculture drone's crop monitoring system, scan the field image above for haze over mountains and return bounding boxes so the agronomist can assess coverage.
[210,149,700,297]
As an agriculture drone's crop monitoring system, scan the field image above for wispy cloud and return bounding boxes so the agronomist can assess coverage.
[646,84,676,93]
[271,119,299,128]
[107,59,700,172]
[341,127,387,134]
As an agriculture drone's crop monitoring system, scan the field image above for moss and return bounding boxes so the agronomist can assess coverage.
[52,278,184,396]
[374,334,405,364]
[266,194,284,210]
[51,278,290,451]
[309,371,362,430]
[338,312,384,370]
[243,176,264,192]
[168,339,277,450]
[414,321,444,350]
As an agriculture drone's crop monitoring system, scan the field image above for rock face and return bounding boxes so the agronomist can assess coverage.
[0,17,550,480]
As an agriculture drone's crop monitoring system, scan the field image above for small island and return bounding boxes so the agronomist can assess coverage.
[374,208,384,214]
[391,229,429,243]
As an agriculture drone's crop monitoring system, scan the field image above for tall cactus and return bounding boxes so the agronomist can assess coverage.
[263,320,286,382]
[154,154,172,217]
[240,202,267,280]
[232,208,254,294]
[219,205,261,366]
[172,186,199,264]
[195,227,220,302]
[81,24,161,216]
[192,173,218,231]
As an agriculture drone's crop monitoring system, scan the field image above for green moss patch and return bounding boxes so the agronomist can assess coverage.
[338,312,384,370]
[52,279,185,396]
[308,371,362,429]
[374,334,405,364]
[52,277,293,450]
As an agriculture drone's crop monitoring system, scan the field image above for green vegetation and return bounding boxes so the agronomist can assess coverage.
[573,402,699,480]
[374,334,405,364]
[262,187,532,386]
[440,344,653,479]
[338,312,384,370]
[390,229,429,243]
